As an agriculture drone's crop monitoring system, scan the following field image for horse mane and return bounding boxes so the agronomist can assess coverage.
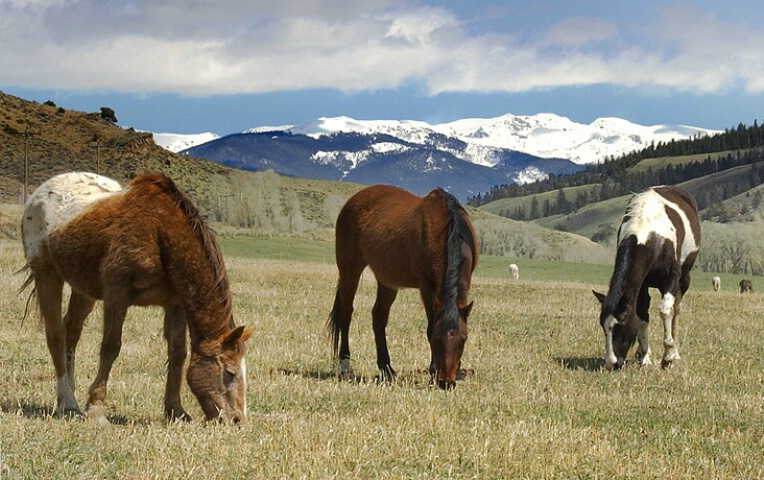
[440,189,475,330]
[603,234,637,316]
[144,174,233,324]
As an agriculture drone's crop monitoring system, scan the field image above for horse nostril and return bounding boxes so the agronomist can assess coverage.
[438,380,456,390]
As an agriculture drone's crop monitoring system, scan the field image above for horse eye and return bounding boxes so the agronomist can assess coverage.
[223,366,237,384]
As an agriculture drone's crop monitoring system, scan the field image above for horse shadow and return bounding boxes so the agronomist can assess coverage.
[555,356,604,372]
[276,368,337,381]
[1,400,144,426]
[276,366,474,388]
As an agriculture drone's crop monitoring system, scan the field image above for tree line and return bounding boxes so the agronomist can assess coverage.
[467,120,764,217]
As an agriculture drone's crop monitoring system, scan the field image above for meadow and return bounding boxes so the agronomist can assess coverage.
[0,238,762,479]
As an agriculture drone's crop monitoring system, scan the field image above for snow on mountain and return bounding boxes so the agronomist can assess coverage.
[257,114,718,166]
[166,113,719,201]
[152,132,220,153]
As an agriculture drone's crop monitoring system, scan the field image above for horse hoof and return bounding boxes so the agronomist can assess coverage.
[87,405,110,425]
[90,414,110,426]
[58,408,85,420]
[166,409,193,423]
[661,359,675,370]
[439,380,456,390]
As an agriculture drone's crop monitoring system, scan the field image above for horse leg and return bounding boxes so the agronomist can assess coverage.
[419,286,438,377]
[86,300,128,425]
[372,283,398,382]
[334,269,363,379]
[634,285,652,367]
[36,271,81,416]
[660,289,682,369]
[163,304,191,422]
[63,291,96,394]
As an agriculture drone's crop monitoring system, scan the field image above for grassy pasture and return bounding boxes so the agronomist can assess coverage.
[1,239,763,479]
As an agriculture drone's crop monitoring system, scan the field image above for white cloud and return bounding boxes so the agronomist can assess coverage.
[2,1,764,97]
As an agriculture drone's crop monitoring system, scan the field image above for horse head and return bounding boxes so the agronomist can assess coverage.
[187,325,254,422]
[431,301,472,389]
[593,291,641,370]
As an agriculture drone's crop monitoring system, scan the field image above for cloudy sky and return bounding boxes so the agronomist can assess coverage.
[2,0,764,134]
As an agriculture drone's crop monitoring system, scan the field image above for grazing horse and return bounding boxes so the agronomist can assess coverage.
[21,172,253,424]
[593,186,700,370]
[712,276,721,292]
[328,185,478,389]
[509,263,519,280]
[739,279,753,293]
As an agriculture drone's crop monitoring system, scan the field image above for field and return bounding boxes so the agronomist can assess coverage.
[1,238,763,479]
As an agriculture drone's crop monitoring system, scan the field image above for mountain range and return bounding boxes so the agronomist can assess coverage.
[155,114,718,201]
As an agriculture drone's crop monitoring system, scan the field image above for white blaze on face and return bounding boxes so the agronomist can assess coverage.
[23,172,123,260]
[602,314,619,370]
[618,189,698,261]
[240,358,248,417]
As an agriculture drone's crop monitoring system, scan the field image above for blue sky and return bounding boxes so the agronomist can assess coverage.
[2,1,764,134]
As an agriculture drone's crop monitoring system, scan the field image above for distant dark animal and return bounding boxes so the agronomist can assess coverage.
[21,172,253,424]
[712,276,721,292]
[593,186,700,370]
[509,263,519,280]
[328,185,478,389]
[739,279,753,294]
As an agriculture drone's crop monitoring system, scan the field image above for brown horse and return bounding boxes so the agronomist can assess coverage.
[21,172,253,424]
[328,185,478,389]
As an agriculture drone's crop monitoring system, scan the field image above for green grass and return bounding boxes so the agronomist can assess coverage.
[1,238,763,478]
[218,235,336,264]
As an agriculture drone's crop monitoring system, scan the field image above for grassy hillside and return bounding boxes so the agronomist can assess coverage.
[478,151,764,244]
[625,149,745,173]
[478,184,595,218]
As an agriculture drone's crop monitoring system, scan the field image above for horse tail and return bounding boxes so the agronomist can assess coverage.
[17,263,38,327]
[327,286,342,358]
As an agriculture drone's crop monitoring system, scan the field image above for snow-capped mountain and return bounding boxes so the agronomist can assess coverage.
[167,113,718,201]
[249,114,718,165]
[152,132,220,153]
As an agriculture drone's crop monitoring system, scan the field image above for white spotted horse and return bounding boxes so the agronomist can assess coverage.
[593,186,700,370]
[21,172,253,424]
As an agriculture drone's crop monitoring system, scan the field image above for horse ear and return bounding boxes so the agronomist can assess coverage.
[223,326,254,347]
[459,302,474,321]
[592,290,606,304]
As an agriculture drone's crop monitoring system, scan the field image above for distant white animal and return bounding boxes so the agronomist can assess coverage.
[509,263,519,280]
[712,276,721,292]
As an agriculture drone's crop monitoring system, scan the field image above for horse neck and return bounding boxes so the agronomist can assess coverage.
[604,235,647,316]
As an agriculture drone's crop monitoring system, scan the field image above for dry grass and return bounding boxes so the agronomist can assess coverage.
[0,240,763,479]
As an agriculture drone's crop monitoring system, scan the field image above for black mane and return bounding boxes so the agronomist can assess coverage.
[441,190,475,330]
[603,234,638,318]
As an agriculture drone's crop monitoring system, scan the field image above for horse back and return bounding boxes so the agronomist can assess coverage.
[22,172,123,262]
[618,186,699,266]
[23,173,195,306]
[335,185,450,289]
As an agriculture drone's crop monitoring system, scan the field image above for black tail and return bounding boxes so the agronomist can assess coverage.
[327,287,342,358]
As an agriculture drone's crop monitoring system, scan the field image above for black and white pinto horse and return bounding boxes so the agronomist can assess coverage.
[594,186,700,370]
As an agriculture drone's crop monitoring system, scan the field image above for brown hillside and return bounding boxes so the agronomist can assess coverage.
[0,91,232,204]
